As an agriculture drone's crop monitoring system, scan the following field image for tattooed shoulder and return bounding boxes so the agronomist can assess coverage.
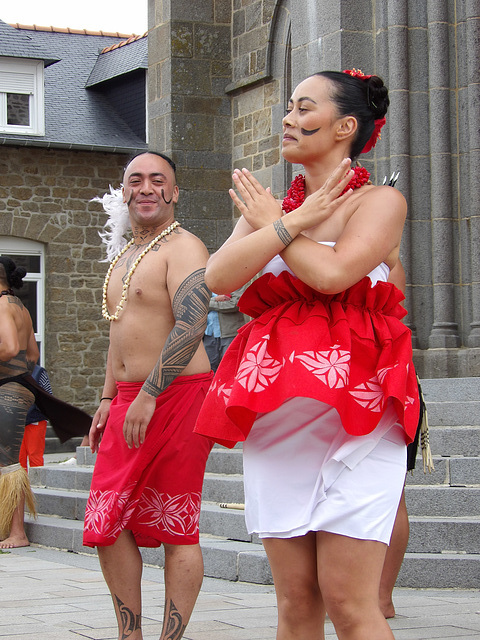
[8,297,24,309]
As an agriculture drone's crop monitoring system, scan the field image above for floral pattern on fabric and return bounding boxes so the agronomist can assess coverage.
[84,488,201,539]
[136,489,201,537]
[194,270,420,448]
[236,334,282,392]
[296,345,351,389]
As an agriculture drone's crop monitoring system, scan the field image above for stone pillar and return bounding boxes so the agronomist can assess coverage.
[427,0,460,347]
[148,0,232,251]
[466,3,480,346]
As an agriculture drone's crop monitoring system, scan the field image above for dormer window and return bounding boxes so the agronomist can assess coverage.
[0,57,45,135]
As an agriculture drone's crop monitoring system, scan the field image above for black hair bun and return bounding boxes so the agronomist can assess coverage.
[366,76,390,119]
[10,266,27,290]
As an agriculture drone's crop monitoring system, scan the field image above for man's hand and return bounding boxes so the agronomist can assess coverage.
[123,390,157,449]
[89,400,111,453]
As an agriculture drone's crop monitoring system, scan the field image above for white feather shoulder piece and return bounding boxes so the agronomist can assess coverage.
[93,186,130,262]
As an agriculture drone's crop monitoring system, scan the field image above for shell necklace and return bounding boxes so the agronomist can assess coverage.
[102,220,180,321]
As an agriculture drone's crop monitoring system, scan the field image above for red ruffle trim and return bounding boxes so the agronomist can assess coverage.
[194,272,419,448]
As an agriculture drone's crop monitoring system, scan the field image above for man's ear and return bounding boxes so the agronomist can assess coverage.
[172,184,180,205]
[122,185,127,203]
[336,116,357,142]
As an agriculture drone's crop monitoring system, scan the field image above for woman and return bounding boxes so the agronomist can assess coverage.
[195,70,419,639]
[0,257,39,548]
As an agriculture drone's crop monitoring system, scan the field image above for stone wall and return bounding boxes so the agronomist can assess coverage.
[219,0,480,376]
[0,146,129,414]
[148,0,234,252]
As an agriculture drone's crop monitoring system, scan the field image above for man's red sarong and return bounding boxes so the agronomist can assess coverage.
[83,372,213,548]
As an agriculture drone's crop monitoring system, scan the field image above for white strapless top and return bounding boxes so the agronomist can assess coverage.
[264,241,390,287]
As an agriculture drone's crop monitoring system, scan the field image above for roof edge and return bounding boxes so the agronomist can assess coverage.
[9,23,145,38]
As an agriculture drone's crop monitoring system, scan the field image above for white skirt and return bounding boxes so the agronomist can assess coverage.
[243,397,407,544]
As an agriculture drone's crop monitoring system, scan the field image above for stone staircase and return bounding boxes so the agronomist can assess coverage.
[25,377,480,588]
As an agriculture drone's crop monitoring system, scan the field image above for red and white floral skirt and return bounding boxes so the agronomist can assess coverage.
[84,373,213,548]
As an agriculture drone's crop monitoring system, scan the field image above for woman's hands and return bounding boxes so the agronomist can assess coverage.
[229,169,282,230]
[229,158,355,236]
[286,158,355,233]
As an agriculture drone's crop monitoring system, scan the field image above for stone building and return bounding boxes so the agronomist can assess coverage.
[0,20,147,413]
[148,0,480,379]
[1,1,478,417]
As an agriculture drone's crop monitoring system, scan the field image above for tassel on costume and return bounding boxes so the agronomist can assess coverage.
[416,379,435,474]
[0,464,37,539]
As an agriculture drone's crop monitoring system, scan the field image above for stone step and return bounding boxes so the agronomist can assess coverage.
[421,377,480,401]
[427,425,480,457]
[29,465,94,492]
[407,516,480,554]
[44,436,83,455]
[398,552,480,589]
[29,484,480,556]
[405,455,480,485]
[24,514,480,588]
[405,485,480,517]
[206,447,243,475]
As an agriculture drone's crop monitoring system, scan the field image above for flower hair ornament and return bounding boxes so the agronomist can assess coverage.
[92,186,130,262]
[343,68,386,153]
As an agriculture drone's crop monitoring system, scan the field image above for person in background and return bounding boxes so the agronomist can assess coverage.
[19,364,53,470]
[0,257,39,549]
[204,285,247,371]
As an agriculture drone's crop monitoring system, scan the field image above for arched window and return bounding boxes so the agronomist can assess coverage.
[0,237,45,364]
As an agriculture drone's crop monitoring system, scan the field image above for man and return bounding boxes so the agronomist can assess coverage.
[83,151,213,640]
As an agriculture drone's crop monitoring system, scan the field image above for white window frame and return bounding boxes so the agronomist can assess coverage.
[0,237,45,366]
[0,57,45,135]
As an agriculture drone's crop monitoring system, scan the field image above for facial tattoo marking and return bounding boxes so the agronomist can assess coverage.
[300,127,321,136]
[161,188,173,205]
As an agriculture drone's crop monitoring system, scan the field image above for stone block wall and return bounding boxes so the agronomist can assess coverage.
[148,0,234,251]
[0,146,129,414]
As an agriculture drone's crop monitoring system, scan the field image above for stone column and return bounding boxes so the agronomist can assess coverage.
[427,0,460,347]
[466,3,480,346]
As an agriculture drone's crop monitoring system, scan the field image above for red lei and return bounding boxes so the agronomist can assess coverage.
[282,166,371,213]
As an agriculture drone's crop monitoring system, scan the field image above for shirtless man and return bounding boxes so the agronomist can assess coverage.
[83,152,213,640]
[0,257,39,548]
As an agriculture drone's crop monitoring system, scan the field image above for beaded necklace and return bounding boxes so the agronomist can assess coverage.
[0,289,14,297]
[102,221,181,321]
[282,166,371,213]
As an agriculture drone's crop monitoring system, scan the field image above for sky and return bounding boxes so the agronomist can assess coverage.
[1,0,148,35]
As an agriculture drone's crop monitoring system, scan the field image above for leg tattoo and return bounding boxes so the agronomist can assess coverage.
[114,595,141,639]
[162,599,186,640]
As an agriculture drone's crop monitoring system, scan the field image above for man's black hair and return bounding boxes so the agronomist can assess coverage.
[124,151,176,176]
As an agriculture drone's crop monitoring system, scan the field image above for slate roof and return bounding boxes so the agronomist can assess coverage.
[86,35,147,87]
[0,20,148,153]
[0,19,59,66]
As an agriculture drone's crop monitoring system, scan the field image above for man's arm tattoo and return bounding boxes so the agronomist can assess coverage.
[162,599,186,640]
[273,218,294,247]
[113,595,141,639]
[142,268,210,397]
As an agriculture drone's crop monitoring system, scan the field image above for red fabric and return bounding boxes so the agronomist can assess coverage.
[19,420,47,469]
[83,372,214,548]
[194,271,419,448]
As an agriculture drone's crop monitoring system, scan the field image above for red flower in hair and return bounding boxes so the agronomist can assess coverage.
[361,117,386,154]
[343,68,372,80]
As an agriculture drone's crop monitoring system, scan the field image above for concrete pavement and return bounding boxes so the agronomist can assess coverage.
[0,545,479,639]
